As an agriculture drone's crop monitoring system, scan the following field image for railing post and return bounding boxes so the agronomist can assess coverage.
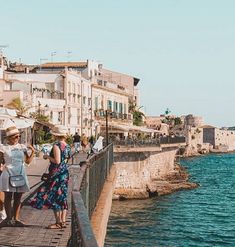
[86,165,90,217]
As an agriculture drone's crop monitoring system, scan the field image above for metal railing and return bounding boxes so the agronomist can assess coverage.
[159,136,186,144]
[112,139,160,147]
[112,136,186,147]
[68,143,114,247]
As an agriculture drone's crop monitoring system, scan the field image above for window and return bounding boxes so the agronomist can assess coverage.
[77,109,80,124]
[95,97,98,110]
[114,101,118,112]
[88,98,91,106]
[58,112,63,123]
[119,103,123,113]
[107,100,112,111]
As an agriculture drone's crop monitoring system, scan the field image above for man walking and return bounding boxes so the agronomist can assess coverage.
[73,132,81,153]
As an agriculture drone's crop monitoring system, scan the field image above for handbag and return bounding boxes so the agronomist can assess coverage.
[7,165,26,188]
[41,142,71,183]
[41,172,51,182]
[9,175,26,187]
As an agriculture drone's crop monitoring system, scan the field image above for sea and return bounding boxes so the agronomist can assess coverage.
[105,153,235,247]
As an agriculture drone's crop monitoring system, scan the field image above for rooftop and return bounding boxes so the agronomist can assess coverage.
[41,62,87,68]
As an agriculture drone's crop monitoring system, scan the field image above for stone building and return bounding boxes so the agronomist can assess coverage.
[203,125,235,151]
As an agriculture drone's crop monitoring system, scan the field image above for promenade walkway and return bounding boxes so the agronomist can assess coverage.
[0,152,87,247]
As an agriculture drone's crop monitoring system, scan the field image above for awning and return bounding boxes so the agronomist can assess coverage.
[0,117,35,130]
[11,118,35,129]
[0,108,17,117]
[103,123,157,133]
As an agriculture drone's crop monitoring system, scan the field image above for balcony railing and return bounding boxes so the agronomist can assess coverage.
[94,110,132,120]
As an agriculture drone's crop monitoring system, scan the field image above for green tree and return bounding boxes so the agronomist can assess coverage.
[174,117,182,125]
[129,100,145,126]
[7,97,30,116]
[30,112,49,122]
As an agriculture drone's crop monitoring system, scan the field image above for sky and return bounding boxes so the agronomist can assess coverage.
[0,0,235,127]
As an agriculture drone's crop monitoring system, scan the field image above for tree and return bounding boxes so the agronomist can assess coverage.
[7,97,30,116]
[165,108,171,116]
[174,117,182,125]
[129,100,145,126]
[30,112,49,122]
[133,110,145,126]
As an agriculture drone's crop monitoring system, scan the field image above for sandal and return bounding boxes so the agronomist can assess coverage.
[61,222,67,228]
[47,223,62,229]
[0,219,13,228]
[14,220,26,227]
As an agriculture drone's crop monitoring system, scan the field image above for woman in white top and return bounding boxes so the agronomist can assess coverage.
[0,126,35,227]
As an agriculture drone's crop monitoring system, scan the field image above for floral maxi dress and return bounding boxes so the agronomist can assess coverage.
[30,141,71,211]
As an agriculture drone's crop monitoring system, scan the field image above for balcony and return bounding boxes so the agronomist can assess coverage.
[94,110,132,121]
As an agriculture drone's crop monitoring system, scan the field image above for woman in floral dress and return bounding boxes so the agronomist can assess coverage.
[30,125,71,229]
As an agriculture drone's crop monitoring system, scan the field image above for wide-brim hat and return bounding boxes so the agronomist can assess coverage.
[5,126,20,137]
[50,125,68,137]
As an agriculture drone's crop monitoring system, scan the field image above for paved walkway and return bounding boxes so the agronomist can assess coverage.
[0,152,87,247]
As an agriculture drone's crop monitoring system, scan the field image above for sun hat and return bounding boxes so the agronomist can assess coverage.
[5,126,20,137]
[50,125,68,137]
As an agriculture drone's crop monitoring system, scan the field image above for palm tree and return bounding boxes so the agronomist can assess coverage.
[7,97,30,116]
[129,100,145,126]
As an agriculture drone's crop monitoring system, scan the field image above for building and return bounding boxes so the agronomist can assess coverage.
[203,125,235,151]
[40,61,141,138]
[1,57,142,139]
[3,64,91,135]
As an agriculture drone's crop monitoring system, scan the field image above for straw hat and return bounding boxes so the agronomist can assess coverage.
[5,126,20,137]
[50,125,68,137]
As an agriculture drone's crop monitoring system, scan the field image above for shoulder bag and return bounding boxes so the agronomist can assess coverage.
[7,165,26,188]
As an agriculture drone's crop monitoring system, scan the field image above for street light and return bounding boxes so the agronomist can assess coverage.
[51,51,57,62]
[67,51,72,62]
[39,58,48,71]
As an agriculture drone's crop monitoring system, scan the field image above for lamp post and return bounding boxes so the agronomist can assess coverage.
[51,51,57,62]
[67,51,72,62]
[39,58,48,71]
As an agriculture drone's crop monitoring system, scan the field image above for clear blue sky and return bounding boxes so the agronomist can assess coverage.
[1,0,235,127]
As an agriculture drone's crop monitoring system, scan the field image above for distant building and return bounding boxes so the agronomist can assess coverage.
[202,125,235,151]
[184,114,204,127]
[145,116,169,135]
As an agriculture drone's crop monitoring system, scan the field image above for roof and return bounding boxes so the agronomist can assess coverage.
[41,62,87,68]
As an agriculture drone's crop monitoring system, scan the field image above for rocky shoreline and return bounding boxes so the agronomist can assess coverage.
[113,163,199,200]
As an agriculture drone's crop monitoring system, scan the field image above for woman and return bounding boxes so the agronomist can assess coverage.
[81,133,88,152]
[30,125,71,229]
[0,126,35,227]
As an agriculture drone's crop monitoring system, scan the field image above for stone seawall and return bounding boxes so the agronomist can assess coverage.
[113,149,198,199]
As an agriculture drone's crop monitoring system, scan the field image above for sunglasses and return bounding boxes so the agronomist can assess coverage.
[12,135,21,139]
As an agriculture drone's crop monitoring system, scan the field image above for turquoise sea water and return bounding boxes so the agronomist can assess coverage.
[105,153,235,247]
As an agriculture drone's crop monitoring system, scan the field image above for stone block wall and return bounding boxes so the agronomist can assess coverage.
[113,149,177,198]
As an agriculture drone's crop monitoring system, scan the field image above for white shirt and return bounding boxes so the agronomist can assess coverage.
[0,143,30,192]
